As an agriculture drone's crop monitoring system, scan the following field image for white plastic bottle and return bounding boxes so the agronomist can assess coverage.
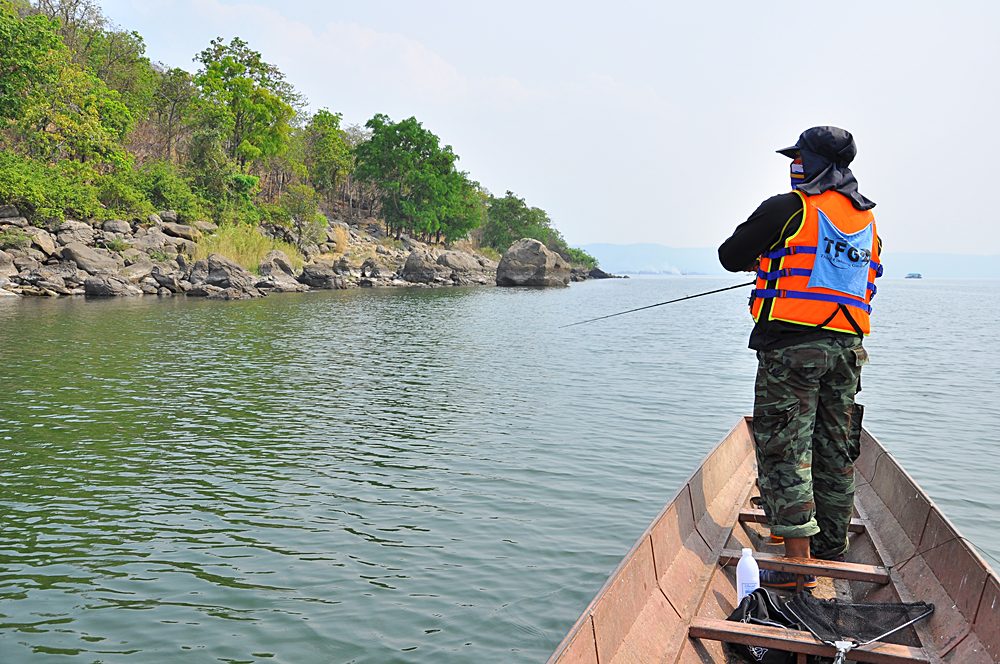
[736,547,760,601]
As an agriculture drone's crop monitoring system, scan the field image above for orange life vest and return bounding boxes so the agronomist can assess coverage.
[750,190,882,335]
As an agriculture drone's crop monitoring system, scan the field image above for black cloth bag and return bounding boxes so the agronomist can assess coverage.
[725,588,801,664]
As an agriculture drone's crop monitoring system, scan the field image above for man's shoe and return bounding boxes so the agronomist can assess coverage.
[759,568,817,589]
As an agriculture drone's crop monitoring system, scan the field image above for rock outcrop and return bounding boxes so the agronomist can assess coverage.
[187,254,264,299]
[161,222,201,242]
[401,249,441,284]
[298,261,345,289]
[62,242,120,275]
[85,274,143,297]
[57,220,96,246]
[257,250,308,292]
[496,238,571,287]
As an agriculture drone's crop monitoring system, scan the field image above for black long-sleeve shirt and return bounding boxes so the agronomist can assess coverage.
[719,192,848,351]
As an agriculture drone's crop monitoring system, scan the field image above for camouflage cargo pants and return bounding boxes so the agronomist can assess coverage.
[752,336,866,559]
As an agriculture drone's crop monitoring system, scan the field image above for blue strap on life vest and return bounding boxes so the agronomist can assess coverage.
[762,246,883,278]
[752,289,873,314]
[755,268,877,296]
[762,246,817,259]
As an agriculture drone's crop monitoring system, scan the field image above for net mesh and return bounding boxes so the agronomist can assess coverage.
[785,592,934,646]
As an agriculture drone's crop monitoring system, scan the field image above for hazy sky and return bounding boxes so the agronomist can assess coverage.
[102,0,1000,255]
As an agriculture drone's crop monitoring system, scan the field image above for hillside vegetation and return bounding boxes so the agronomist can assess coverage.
[0,0,595,267]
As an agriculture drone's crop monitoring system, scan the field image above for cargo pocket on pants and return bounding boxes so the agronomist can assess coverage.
[847,402,864,462]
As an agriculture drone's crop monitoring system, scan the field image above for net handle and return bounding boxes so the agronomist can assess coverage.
[856,604,935,647]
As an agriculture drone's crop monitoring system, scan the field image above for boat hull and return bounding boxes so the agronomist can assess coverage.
[547,418,998,663]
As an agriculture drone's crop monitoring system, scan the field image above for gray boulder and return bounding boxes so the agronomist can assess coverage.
[84,274,143,297]
[496,238,571,287]
[166,236,197,256]
[206,254,256,290]
[158,210,178,223]
[132,227,171,253]
[147,213,163,226]
[437,250,481,273]
[122,258,155,282]
[12,254,41,273]
[20,267,71,294]
[139,277,160,294]
[23,227,57,256]
[259,249,295,277]
[298,262,345,289]
[0,216,28,228]
[23,246,46,262]
[150,266,183,292]
[161,222,200,241]
[56,220,95,246]
[401,249,442,283]
[102,219,133,234]
[0,205,21,219]
[256,273,309,292]
[23,262,79,285]
[62,242,119,275]
[191,284,256,300]
[257,249,308,292]
[0,250,16,278]
[188,259,208,285]
[193,220,218,234]
[185,254,264,298]
[360,257,381,278]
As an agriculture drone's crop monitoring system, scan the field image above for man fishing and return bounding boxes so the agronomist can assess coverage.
[719,126,883,589]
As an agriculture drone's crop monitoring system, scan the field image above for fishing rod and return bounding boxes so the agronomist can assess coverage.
[560,280,755,328]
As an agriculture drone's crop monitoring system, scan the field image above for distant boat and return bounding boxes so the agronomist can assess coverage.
[547,418,998,664]
[905,273,922,279]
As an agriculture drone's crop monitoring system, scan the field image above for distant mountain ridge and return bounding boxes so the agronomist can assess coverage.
[581,243,1000,279]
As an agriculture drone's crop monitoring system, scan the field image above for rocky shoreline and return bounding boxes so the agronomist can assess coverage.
[0,207,615,300]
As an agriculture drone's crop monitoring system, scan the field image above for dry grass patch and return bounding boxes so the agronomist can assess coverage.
[194,225,304,274]
[329,225,350,255]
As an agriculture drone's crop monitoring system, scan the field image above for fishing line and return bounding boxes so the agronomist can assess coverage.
[560,280,755,328]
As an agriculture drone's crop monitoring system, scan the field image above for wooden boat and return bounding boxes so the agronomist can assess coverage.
[547,418,998,663]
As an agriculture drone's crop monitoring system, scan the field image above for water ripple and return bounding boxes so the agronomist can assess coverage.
[1,279,997,662]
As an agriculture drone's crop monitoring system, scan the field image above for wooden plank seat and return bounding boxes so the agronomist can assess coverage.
[689,617,930,664]
[738,508,867,534]
[719,549,890,584]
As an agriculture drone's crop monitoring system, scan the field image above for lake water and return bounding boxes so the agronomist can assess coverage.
[1,277,997,663]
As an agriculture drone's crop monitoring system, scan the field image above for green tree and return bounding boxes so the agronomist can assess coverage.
[483,191,554,252]
[193,37,295,170]
[0,1,63,123]
[354,114,478,241]
[2,2,131,166]
[304,108,350,204]
[439,172,485,243]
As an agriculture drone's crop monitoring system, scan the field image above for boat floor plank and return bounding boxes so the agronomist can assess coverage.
[719,549,890,584]
[689,617,930,664]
